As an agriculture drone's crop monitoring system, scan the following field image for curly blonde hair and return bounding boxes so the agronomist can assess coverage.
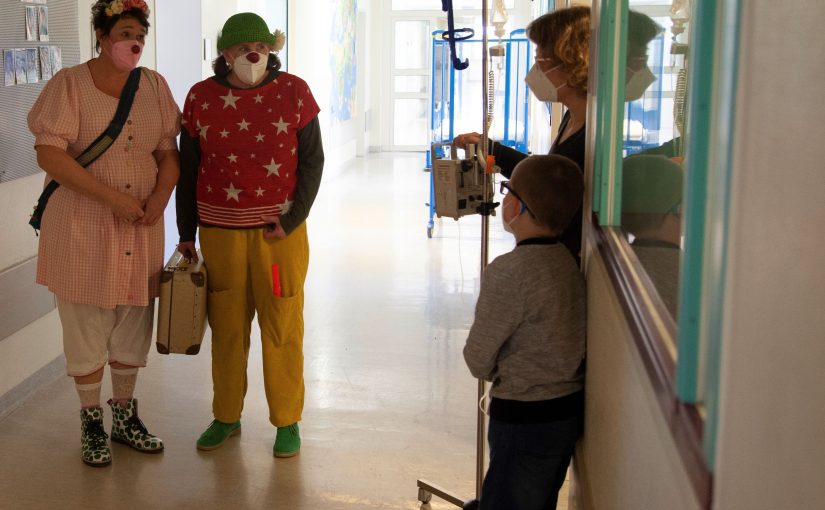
[526,6,590,95]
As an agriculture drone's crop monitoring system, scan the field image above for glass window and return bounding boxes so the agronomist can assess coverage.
[395,75,429,93]
[619,3,691,320]
[394,20,431,70]
[590,0,739,473]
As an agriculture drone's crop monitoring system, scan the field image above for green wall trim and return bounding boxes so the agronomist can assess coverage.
[703,0,741,473]
[593,0,628,226]
[675,0,717,402]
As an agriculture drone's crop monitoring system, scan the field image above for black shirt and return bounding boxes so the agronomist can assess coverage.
[492,111,586,263]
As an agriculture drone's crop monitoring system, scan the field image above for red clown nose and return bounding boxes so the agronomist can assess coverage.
[130,45,141,54]
[246,52,260,63]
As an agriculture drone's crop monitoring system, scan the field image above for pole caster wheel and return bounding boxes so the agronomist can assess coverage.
[418,487,433,503]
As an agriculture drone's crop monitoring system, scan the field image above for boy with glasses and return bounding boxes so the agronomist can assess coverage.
[463,154,586,510]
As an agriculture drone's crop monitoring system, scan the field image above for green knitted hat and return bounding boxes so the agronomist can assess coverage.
[217,13,275,51]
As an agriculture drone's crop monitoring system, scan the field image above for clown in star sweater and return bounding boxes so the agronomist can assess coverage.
[177,69,324,240]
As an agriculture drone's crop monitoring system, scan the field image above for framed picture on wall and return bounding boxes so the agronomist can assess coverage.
[50,46,62,74]
[39,47,52,80]
[25,6,38,42]
[38,6,49,42]
[4,50,14,86]
[25,48,38,83]
[13,49,27,84]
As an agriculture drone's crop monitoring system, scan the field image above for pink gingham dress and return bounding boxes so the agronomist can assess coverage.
[28,63,181,309]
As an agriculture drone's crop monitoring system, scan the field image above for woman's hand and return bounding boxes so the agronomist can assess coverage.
[138,193,167,226]
[453,132,482,150]
[177,241,198,261]
[107,190,145,224]
[261,215,286,239]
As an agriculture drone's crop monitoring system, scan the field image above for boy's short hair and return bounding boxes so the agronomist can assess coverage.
[509,155,584,235]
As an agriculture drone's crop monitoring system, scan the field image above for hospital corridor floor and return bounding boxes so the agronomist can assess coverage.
[0,152,570,509]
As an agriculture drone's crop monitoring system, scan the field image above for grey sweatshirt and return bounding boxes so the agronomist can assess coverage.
[463,239,586,401]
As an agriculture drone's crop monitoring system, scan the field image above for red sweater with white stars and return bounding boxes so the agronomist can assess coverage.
[181,72,320,228]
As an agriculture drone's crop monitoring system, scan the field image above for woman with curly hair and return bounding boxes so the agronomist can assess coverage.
[455,6,590,263]
[27,0,180,467]
[176,12,323,458]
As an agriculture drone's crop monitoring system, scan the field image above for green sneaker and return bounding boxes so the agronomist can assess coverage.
[196,420,241,451]
[274,423,301,458]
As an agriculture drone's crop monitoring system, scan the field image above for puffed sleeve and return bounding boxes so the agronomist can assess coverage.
[27,68,81,150]
[148,70,181,151]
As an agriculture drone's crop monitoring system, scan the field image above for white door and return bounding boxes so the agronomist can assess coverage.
[387,17,432,151]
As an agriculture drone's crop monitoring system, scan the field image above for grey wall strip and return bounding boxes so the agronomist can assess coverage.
[0,354,64,422]
[0,256,55,342]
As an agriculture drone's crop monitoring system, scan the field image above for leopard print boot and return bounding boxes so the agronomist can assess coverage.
[108,399,164,453]
[80,407,111,467]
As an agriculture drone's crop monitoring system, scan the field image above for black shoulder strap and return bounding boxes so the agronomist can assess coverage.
[75,66,142,167]
[30,68,143,231]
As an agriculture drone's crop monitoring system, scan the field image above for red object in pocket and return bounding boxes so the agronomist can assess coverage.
[271,264,282,297]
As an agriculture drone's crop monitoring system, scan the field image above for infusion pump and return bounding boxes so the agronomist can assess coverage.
[431,142,498,220]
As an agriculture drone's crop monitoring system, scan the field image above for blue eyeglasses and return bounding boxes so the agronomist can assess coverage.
[500,181,531,215]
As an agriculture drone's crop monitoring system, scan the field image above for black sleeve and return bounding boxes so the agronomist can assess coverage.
[492,142,528,179]
[176,131,201,242]
[637,137,682,158]
[279,116,325,235]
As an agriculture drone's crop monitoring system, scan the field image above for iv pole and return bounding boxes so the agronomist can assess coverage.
[417,1,492,508]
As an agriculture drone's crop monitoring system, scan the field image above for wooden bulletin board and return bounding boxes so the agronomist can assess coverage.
[0,0,79,183]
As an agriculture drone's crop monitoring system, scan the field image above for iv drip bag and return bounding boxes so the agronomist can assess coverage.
[491,0,509,39]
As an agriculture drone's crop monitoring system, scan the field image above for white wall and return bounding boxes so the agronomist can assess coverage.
[288,0,364,178]
[366,0,382,152]
[713,1,825,509]
[155,0,202,107]
[574,256,702,510]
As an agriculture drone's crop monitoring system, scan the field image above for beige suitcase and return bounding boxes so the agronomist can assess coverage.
[156,250,207,355]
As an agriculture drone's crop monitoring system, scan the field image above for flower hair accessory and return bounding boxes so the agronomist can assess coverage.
[272,29,286,52]
[104,0,150,17]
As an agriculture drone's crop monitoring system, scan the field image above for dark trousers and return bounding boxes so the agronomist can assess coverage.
[479,414,582,510]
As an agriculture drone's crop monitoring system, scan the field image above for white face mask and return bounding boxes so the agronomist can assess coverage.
[525,63,566,102]
[501,195,523,234]
[625,66,656,101]
[231,51,268,85]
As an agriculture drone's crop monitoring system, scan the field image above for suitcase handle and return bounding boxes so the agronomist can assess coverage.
[166,250,204,273]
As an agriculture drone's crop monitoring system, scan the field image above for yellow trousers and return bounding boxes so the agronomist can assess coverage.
[200,223,309,427]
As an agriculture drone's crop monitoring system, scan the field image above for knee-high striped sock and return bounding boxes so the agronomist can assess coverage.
[75,381,102,409]
[111,367,139,404]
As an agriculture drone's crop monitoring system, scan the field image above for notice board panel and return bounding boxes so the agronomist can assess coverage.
[0,0,79,183]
